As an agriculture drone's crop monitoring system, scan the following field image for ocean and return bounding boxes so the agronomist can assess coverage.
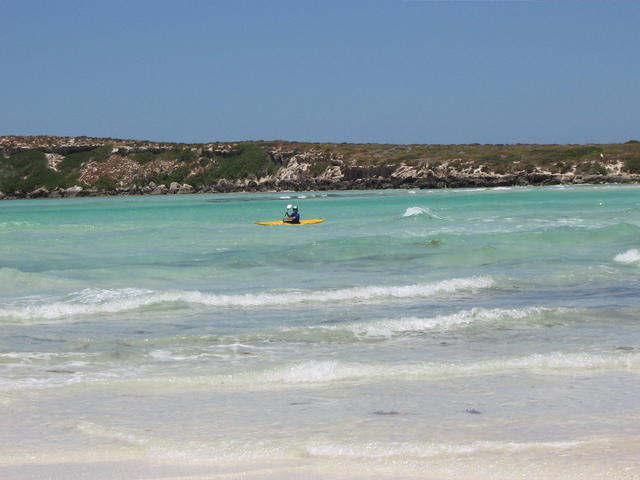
[1,185,639,480]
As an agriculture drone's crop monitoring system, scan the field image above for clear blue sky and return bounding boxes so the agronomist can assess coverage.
[2,0,638,144]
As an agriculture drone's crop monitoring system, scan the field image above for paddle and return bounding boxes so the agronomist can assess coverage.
[283,204,292,220]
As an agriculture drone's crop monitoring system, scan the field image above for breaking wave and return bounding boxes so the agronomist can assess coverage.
[614,249,640,264]
[0,276,494,321]
[403,206,445,219]
[5,351,639,394]
[115,352,640,392]
[226,353,640,386]
[283,306,570,340]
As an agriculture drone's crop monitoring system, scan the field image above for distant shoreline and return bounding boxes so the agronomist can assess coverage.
[2,135,639,200]
[3,177,640,202]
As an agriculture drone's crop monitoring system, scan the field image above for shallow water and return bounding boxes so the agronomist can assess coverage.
[1,185,639,479]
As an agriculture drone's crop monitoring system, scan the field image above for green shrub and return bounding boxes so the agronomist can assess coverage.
[529,146,602,166]
[191,143,277,184]
[131,152,158,164]
[0,150,68,192]
[164,148,196,163]
[392,152,421,162]
[576,162,607,175]
[562,146,602,158]
[94,175,118,190]
[624,156,640,174]
[148,166,190,185]
[58,146,112,175]
[310,160,331,177]
[131,148,195,165]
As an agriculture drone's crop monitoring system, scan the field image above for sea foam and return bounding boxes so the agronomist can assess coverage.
[327,306,568,338]
[6,351,639,393]
[244,352,640,385]
[403,206,445,219]
[74,420,595,464]
[306,439,590,459]
[0,276,494,321]
[266,307,570,343]
[614,249,640,264]
[115,352,640,392]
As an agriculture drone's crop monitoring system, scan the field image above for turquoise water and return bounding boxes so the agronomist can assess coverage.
[1,185,640,479]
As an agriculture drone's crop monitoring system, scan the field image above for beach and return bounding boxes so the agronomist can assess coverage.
[1,185,639,479]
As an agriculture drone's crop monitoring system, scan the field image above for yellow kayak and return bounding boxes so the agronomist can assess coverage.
[255,219,325,226]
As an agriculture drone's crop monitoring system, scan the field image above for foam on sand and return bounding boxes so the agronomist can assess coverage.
[74,420,608,469]
[306,438,592,459]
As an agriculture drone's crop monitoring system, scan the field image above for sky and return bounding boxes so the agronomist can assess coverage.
[1,0,639,145]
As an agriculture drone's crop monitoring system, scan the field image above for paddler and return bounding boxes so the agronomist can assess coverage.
[283,205,300,224]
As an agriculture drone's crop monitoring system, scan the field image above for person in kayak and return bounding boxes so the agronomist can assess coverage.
[283,205,300,224]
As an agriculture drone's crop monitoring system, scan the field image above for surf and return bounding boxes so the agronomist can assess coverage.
[17,351,636,394]
[402,206,446,219]
[0,276,495,322]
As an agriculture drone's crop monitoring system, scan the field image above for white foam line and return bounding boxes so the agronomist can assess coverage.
[6,351,639,393]
[0,276,494,321]
[306,439,593,459]
[313,306,564,338]
[75,420,602,464]
[129,352,640,391]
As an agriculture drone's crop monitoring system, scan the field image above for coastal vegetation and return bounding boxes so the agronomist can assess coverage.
[58,145,112,175]
[0,150,66,193]
[191,142,278,183]
[625,156,640,174]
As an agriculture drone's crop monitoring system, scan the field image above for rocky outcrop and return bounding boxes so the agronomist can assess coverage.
[178,183,194,194]
[65,185,83,197]
[3,170,638,200]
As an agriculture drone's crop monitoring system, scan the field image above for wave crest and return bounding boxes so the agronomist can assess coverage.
[403,206,445,219]
[5,351,638,393]
[326,306,565,339]
[127,352,640,392]
[614,249,640,264]
[0,276,494,321]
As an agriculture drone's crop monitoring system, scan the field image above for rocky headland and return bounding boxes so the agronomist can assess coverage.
[1,135,640,199]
